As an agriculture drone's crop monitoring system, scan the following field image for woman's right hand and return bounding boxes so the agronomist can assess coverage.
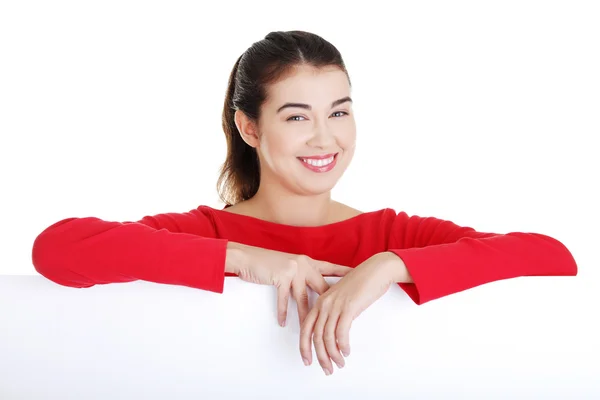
[224,242,353,327]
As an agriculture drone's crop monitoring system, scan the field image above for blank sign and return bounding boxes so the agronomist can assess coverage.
[1,275,594,399]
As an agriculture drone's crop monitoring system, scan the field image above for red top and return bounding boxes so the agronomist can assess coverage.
[31,205,578,305]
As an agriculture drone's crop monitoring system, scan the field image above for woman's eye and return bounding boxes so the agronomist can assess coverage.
[331,111,348,118]
[286,111,348,122]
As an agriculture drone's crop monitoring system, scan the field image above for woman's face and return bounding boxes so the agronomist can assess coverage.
[248,64,356,197]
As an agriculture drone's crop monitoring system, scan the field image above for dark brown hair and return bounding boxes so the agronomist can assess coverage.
[217,30,351,206]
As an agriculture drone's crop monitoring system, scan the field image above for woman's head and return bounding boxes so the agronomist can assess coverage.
[218,30,356,206]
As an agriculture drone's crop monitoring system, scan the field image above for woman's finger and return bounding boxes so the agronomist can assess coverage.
[335,309,353,357]
[313,310,334,375]
[291,278,309,326]
[316,261,353,277]
[304,265,330,295]
[324,309,345,369]
[276,281,291,327]
[299,307,318,365]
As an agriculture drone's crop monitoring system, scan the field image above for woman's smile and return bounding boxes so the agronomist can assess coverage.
[297,153,338,172]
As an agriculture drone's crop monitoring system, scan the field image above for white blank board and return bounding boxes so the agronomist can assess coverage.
[1,275,596,399]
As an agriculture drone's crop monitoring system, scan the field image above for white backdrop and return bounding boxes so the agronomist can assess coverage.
[1,0,598,398]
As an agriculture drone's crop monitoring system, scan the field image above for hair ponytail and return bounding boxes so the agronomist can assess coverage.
[216,53,260,206]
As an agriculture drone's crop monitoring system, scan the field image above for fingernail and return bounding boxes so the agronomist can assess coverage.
[302,358,309,366]
[342,349,350,357]
[324,368,331,376]
[282,320,286,327]
[335,360,344,369]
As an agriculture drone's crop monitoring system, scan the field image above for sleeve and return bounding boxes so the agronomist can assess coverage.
[31,206,229,293]
[386,211,578,305]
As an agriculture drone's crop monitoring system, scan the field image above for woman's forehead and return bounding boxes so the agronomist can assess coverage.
[265,67,350,108]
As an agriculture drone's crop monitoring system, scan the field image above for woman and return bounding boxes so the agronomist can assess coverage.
[31,30,578,376]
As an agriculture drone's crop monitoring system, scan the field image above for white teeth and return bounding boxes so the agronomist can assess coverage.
[301,155,334,167]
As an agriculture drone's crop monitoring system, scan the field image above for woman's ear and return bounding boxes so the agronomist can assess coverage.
[234,110,260,148]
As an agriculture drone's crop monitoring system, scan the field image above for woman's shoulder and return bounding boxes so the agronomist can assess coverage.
[333,201,398,217]
[329,202,401,228]
[331,201,364,222]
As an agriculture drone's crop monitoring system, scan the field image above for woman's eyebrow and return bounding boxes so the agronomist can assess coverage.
[276,96,352,114]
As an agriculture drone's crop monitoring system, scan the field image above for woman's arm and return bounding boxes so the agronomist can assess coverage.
[31,208,230,293]
[386,211,578,305]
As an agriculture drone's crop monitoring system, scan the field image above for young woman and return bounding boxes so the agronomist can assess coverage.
[31,30,578,376]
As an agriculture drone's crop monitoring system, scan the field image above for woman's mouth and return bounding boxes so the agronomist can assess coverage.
[297,153,338,173]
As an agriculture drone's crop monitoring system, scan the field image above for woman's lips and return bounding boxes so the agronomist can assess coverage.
[298,152,338,160]
[297,153,338,173]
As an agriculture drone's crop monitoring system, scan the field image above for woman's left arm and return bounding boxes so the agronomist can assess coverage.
[299,210,578,375]
[385,211,578,306]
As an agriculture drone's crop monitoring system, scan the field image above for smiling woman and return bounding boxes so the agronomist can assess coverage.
[220,50,357,218]
[31,30,579,377]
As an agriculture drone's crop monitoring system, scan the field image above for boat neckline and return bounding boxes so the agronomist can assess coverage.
[202,205,393,230]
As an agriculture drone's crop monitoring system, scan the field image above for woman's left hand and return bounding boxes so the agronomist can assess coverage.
[298,251,410,375]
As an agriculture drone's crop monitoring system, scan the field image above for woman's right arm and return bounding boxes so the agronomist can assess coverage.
[31,208,230,293]
[32,208,353,326]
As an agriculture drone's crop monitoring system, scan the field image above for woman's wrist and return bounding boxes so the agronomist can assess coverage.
[379,251,413,283]
[225,242,247,274]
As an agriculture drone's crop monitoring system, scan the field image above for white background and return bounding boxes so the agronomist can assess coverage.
[1,0,598,398]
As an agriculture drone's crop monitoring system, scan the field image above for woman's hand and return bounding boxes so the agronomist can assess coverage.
[225,242,353,327]
[298,251,410,375]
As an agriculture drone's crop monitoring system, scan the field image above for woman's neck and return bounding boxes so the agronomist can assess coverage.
[237,188,336,227]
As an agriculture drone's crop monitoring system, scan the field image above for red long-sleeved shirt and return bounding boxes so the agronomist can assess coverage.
[30,205,578,305]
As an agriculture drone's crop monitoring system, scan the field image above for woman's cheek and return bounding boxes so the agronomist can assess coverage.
[340,128,357,149]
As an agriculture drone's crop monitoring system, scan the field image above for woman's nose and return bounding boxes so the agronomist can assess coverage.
[307,124,335,148]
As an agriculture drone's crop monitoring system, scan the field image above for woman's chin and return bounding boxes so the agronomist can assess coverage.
[295,176,341,196]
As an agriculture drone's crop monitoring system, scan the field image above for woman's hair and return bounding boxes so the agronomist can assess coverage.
[217,30,351,206]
